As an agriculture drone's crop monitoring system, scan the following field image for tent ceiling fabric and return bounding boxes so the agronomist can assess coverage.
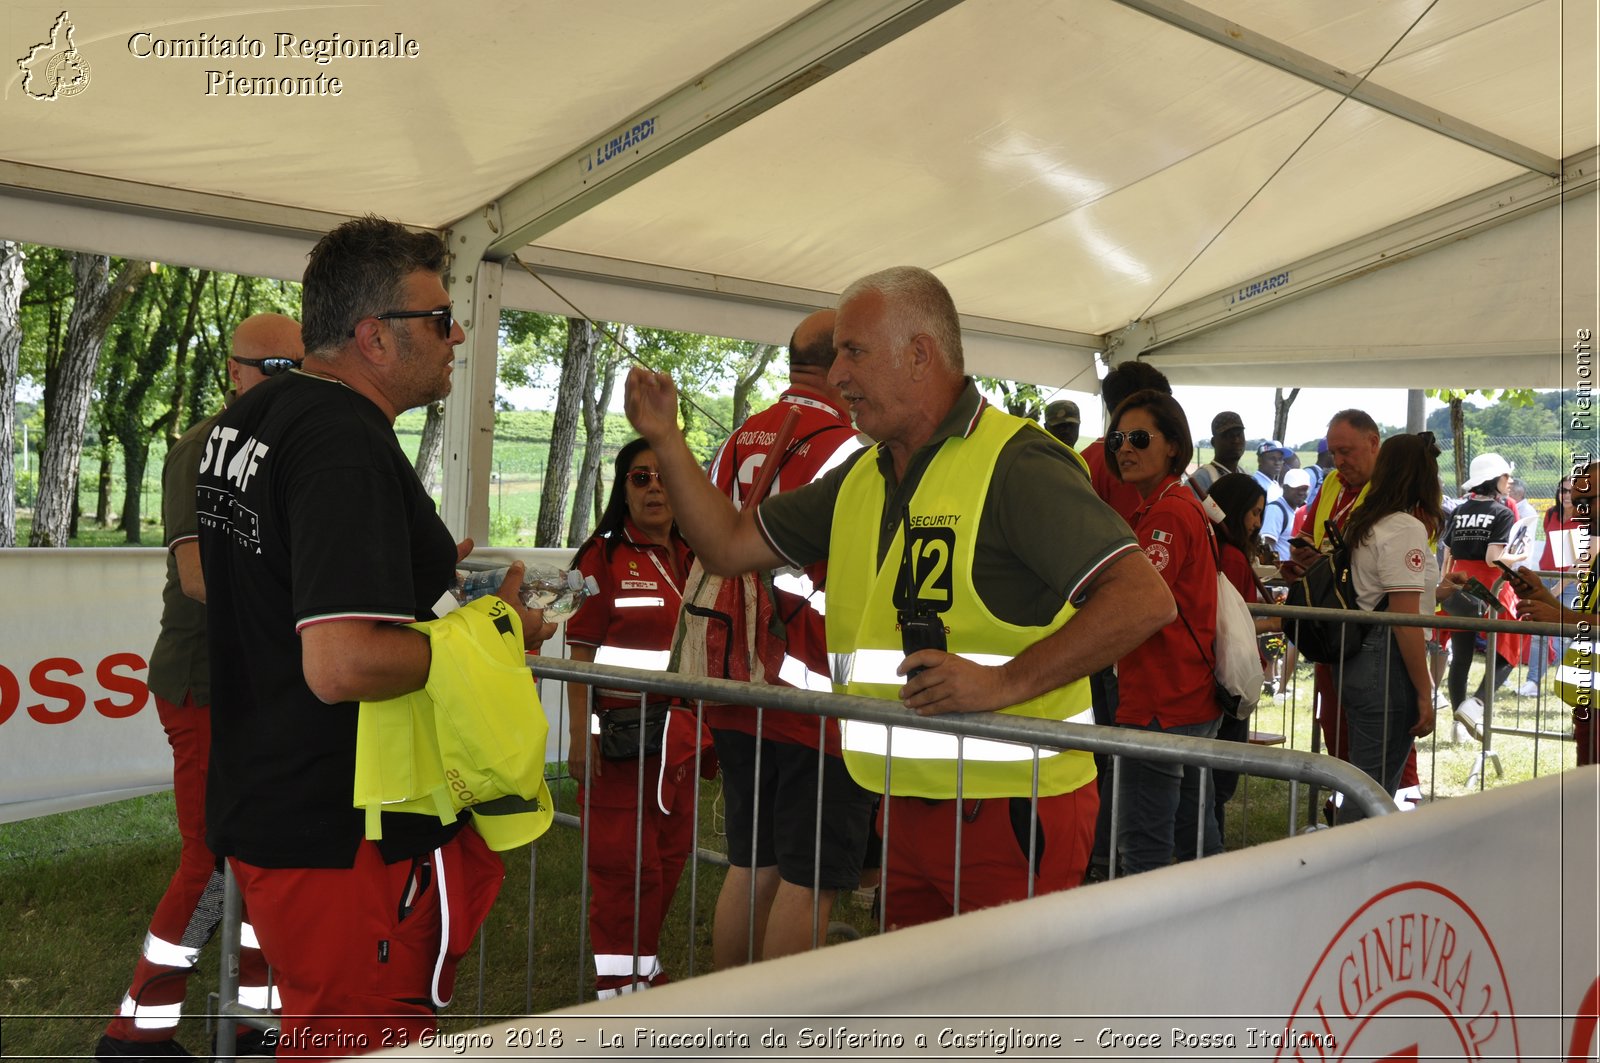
[1,0,1594,391]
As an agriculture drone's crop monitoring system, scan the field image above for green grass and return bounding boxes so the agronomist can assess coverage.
[0,656,1576,1058]
[0,773,880,1060]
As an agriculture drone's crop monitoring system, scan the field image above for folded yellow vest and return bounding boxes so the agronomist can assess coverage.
[355,595,554,851]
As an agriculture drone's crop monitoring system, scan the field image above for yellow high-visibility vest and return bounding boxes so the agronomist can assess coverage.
[1308,470,1369,547]
[826,407,1095,799]
[355,594,554,852]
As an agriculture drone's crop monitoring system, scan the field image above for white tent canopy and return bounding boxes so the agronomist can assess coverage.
[4,0,1596,536]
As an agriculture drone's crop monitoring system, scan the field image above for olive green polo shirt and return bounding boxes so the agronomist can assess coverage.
[146,410,220,705]
[756,381,1138,628]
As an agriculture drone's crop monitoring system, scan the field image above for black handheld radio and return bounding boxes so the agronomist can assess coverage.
[897,504,946,677]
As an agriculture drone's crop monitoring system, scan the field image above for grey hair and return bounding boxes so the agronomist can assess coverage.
[839,266,963,373]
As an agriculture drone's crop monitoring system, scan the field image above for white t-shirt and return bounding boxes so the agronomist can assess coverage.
[1350,511,1439,616]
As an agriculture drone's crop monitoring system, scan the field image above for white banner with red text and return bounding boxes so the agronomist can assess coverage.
[0,548,575,823]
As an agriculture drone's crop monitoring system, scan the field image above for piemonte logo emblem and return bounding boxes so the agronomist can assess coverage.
[17,11,91,101]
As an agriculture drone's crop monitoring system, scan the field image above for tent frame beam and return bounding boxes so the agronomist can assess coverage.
[1104,147,1599,363]
[446,0,964,262]
[0,159,349,248]
[1111,0,1562,178]
[505,246,1105,351]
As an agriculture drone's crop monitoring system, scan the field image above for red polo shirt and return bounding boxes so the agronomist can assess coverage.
[1116,476,1221,728]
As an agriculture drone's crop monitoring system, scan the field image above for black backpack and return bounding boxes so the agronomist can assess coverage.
[1284,521,1382,664]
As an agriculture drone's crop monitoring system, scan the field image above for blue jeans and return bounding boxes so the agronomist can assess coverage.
[1527,579,1581,683]
[1115,715,1222,874]
[1333,625,1417,824]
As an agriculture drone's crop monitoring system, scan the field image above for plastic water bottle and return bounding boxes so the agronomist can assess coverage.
[540,573,601,623]
[451,563,599,622]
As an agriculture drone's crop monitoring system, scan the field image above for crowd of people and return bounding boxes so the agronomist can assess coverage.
[102,219,1596,1059]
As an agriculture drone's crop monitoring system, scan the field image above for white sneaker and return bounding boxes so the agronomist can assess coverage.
[1517,680,1540,698]
[1454,697,1485,741]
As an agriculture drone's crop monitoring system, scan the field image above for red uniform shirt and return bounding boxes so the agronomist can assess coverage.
[705,387,862,750]
[1081,437,1144,528]
[567,520,692,711]
[1117,476,1221,728]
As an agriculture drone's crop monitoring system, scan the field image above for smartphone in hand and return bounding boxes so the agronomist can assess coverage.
[1493,559,1535,595]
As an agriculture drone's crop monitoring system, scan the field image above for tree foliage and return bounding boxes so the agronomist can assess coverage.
[976,377,1046,422]
[32,253,150,546]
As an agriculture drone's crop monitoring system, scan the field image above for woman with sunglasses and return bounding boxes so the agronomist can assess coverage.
[1522,476,1582,697]
[564,438,709,998]
[1332,433,1445,822]
[1104,389,1223,874]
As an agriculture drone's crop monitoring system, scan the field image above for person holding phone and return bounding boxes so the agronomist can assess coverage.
[1333,434,1446,822]
[1105,389,1223,873]
[1440,453,1530,739]
[1507,461,1600,766]
[1520,477,1583,697]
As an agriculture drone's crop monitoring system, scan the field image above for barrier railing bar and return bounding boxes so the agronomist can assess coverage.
[1249,602,1570,637]
[529,658,1397,821]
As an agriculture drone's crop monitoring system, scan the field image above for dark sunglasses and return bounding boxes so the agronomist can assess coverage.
[350,306,455,338]
[627,470,663,488]
[1417,430,1441,457]
[233,356,300,377]
[1107,429,1155,452]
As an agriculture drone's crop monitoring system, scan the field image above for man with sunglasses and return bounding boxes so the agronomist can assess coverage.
[627,266,1174,928]
[1290,410,1425,815]
[99,313,302,1061]
[196,217,551,1056]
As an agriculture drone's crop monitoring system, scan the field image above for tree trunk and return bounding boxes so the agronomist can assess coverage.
[1273,387,1300,443]
[414,401,445,495]
[568,352,619,547]
[1405,389,1426,434]
[31,253,148,546]
[1450,397,1467,490]
[536,318,596,548]
[0,242,26,548]
[102,267,203,542]
[730,343,780,429]
[118,441,150,542]
[94,440,113,527]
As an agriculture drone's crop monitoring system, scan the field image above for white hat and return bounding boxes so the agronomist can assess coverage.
[1282,468,1312,489]
[1468,453,1513,486]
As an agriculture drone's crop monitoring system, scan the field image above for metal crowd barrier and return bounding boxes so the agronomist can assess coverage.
[1250,598,1577,800]
[210,600,1582,1056]
[209,640,1427,1056]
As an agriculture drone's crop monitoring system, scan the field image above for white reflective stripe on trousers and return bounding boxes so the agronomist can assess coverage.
[596,980,651,1000]
[238,920,260,950]
[594,953,662,978]
[236,984,281,1010]
[118,995,181,1029]
[142,931,200,969]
